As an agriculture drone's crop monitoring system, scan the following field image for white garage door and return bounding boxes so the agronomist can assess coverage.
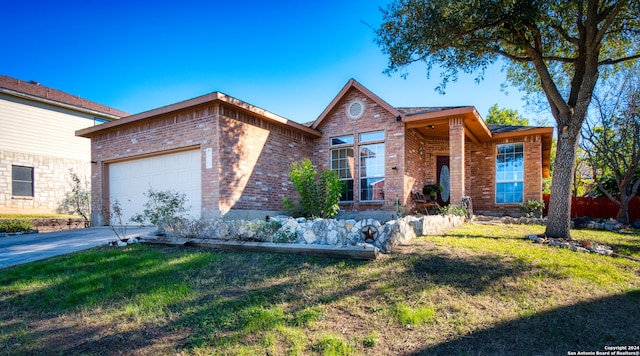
[109,150,201,224]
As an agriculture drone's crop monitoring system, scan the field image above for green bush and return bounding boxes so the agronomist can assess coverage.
[285,158,342,218]
[274,228,297,243]
[437,204,468,217]
[236,219,282,242]
[519,199,545,218]
[130,188,188,228]
[0,219,34,233]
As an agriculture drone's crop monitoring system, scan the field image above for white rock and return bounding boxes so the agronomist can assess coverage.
[303,230,316,244]
[326,230,338,245]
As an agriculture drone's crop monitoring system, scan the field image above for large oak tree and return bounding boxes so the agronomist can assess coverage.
[375,0,640,238]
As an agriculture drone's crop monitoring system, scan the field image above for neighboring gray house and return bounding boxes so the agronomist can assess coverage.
[0,75,127,215]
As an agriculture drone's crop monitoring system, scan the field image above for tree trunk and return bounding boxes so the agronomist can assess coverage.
[616,193,631,225]
[545,130,579,238]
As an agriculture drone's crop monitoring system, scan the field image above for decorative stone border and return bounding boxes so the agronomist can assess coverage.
[134,214,466,258]
[526,234,614,255]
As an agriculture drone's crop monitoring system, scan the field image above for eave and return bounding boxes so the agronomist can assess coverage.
[76,92,321,138]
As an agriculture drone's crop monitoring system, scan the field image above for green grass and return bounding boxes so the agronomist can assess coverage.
[0,224,639,355]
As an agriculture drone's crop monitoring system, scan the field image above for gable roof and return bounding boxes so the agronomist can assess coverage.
[0,75,128,119]
[76,91,322,138]
[310,78,401,129]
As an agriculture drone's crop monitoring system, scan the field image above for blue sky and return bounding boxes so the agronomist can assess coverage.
[2,0,550,125]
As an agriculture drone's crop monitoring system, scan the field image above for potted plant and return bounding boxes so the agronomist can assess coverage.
[422,183,442,202]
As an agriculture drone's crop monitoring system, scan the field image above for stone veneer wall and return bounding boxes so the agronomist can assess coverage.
[191,214,466,253]
[0,150,90,214]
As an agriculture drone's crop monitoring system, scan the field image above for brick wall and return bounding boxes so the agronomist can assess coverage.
[465,135,543,215]
[0,150,90,214]
[404,130,544,216]
[217,105,314,213]
[87,101,315,224]
[449,117,466,206]
[89,103,218,224]
[313,88,405,212]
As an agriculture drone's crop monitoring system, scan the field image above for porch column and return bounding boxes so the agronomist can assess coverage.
[449,117,465,206]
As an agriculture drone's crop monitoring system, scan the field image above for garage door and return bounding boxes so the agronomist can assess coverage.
[109,150,201,223]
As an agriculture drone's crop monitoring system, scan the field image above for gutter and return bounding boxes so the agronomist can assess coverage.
[0,87,123,121]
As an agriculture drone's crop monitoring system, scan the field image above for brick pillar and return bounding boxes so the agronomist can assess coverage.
[449,117,465,206]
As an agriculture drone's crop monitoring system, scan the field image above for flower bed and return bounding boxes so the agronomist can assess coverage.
[159,214,466,253]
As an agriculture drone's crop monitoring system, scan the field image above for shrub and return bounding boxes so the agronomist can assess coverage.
[422,183,442,197]
[236,219,282,242]
[130,188,189,228]
[519,199,545,218]
[58,169,91,228]
[286,158,342,219]
[274,227,297,243]
[165,218,213,238]
[0,219,34,233]
[106,199,128,241]
[437,204,468,217]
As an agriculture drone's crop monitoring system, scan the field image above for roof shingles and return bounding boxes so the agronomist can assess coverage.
[0,75,128,118]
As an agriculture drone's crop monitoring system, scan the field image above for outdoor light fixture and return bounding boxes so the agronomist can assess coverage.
[425,124,436,129]
[396,115,402,122]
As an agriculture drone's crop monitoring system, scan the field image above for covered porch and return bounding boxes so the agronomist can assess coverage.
[401,106,491,209]
[400,106,553,215]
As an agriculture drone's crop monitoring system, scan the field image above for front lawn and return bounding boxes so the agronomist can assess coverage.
[1,223,638,355]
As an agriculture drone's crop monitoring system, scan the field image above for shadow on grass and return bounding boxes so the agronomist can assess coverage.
[399,244,563,297]
[0,244,362,354]
[607,239,640,258]
[411,289,640,356]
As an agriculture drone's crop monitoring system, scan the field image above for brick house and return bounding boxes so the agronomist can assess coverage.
[0,75,127,215]
[76,79,553,225]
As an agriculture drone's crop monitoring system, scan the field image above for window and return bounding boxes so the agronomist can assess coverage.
[347,100,364,119]
[496,143,524,203]
[359,131,385,201]
[331,135,354,146]
[12,165,34,197]
[331,135,354,202]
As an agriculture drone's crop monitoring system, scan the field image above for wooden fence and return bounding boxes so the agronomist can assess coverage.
[542,194,640,221]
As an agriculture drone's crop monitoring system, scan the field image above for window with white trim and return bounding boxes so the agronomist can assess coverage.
[496,143,524,203]
[359,131,385,201]
[331,135,354,202]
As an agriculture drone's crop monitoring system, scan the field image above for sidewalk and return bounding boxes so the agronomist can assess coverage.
[0,226,156,269]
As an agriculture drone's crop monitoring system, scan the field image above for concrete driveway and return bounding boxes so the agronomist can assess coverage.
[0,226,156,269]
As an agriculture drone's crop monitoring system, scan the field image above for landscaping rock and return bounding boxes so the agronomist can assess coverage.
[303,230,317,244]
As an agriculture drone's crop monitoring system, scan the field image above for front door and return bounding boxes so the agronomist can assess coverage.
[437,156,450,206]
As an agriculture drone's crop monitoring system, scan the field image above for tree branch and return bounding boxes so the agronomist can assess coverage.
[599,53,640,65]
[594,0,629,46]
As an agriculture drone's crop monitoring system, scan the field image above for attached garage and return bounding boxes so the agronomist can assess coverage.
[76,92,319,226]
[108,149,201,223]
